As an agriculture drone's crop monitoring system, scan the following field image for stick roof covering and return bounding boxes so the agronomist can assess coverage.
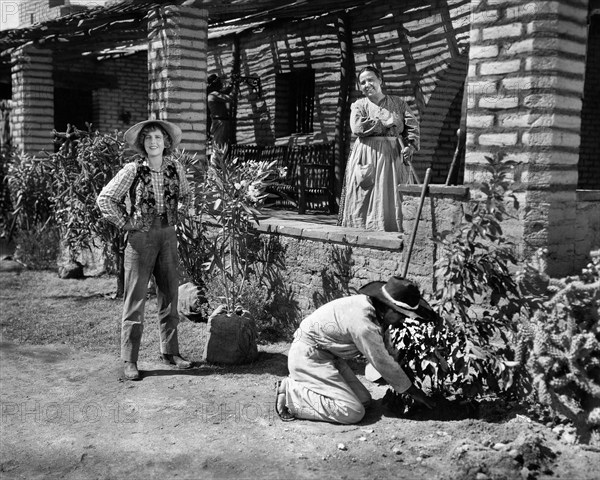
[0,0,370,59]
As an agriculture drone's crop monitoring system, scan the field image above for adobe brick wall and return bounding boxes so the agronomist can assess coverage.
[147,5,208,156]
[10,46,54,155]
[18,0,87,26]
[465,0,589,276]
[579,14,600,189]
[254,219,407,317]
[93,53,148,132]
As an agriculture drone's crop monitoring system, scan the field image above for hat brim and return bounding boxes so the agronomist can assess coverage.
[358,280,437,322]
[124,119,182,154]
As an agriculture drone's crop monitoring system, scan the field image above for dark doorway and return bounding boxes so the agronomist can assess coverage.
[579,12,600,189]
[54,87,93,133]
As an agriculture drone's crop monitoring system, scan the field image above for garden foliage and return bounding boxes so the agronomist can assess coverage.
[388,153,599,443]
[391,153,525,397]
[515,249,600,443]
[193,146,278,315]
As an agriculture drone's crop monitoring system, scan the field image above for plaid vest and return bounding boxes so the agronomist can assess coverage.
[129,156,181,231]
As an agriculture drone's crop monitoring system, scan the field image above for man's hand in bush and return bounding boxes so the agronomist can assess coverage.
[405,385,436,409]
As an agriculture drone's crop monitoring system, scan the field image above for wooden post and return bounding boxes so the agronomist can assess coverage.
[334,13,354,200]
[402,168,431,277]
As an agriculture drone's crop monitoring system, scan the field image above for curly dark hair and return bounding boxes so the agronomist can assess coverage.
[135,123,174,156]
[358,65,382,80]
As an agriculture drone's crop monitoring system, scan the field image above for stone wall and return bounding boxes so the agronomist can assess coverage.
[92,53,148,133]
[10,46,53,154]
[255,218,405,319]
[255,184,599,322]
[17,0,87,26]
[465,0,589,276]
[147,5,208,156]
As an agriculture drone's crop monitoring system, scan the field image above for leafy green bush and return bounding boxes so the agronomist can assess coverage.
[13,225,61,270]
[195,146,278,313]
[391,153,528,398]
[51,127,129,264]
[0,146,15,236]
[4,151,55,234]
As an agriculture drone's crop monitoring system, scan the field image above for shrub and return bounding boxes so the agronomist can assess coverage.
[50,126,131,291]
[4,151,55,235]
[13,225,61,270]
[195,146,278,313]
[390,153,528,398]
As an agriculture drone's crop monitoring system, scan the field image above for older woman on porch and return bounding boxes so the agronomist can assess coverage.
[97,118,193,381]
[338,65,420,232]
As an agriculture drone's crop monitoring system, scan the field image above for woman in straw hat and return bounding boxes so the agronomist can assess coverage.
[97,118,192,380]
[275,276,436,423]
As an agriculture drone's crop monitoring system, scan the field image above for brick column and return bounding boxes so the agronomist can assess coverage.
[465,0,588,276]
[147,4,208,158]
[10,46,54,155]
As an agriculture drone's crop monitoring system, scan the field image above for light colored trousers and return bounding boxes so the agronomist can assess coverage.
[121,217,180,362]
[285,340,373,424]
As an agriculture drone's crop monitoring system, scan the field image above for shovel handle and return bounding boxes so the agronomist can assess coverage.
[402,167,431,277]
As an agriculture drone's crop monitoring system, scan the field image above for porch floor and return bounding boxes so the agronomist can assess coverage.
[259,207,338,226]
[257,208,405,250]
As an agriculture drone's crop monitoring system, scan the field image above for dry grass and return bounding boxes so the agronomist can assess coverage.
[0,270,209,362]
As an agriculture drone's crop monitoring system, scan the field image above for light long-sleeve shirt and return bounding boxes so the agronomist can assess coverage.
[293,294,412,393]
[350,95,420,150]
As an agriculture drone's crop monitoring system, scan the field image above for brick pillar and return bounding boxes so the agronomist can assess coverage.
[465,0,588,276]
[10,46,54,155]
[147,4,208,159]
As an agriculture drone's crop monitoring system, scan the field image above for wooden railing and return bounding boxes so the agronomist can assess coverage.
[228,142,337,214]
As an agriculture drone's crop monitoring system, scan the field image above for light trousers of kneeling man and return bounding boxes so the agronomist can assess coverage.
[284,340,372,424]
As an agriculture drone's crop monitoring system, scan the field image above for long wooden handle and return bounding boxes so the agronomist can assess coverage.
[402,167,432,277]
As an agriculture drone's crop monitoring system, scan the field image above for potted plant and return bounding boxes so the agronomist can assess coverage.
[194,145,278,364]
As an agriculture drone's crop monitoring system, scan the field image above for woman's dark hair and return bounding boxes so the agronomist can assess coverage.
[358,65,382,81]
[207,73,223,94]
[136,123,174,156]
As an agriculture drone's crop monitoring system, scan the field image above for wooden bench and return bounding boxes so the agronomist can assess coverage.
[228,142,337,215]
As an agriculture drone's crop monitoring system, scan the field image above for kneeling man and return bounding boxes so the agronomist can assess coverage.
[275,276,436,424]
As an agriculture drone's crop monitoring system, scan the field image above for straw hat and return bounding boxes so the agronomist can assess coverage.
[124,119,182,154]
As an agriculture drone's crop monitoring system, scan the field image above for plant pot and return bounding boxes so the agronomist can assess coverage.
[202,312,259,364]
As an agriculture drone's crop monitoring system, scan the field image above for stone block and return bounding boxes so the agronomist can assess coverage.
[524,56,585,75]
[479,60,522,76]
[478,96,519,109]
[477,133,518,146]
[467,115,495,128]
[470,10,499,24]
[522,131,580,148]
[470,45,499,59]
[482,23,523,41]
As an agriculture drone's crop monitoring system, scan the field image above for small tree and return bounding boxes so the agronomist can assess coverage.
[51,126,131,294]
[195,146,278,313]
[390,153,529,402]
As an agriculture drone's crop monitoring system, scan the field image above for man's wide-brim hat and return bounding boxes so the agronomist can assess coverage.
[358,276,436,321]
[124,119,182,154]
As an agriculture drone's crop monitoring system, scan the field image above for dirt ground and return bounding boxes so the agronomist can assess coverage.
[1,270,600,480]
